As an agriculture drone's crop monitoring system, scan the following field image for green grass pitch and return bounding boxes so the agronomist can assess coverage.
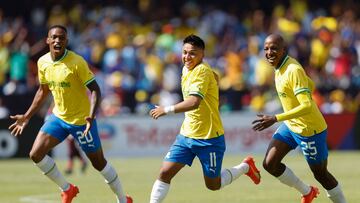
[0,151,359,203]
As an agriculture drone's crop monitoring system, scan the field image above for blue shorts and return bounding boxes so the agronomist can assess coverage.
[165,134,226,178]
[40,114,101,153]
[273,123,328,165]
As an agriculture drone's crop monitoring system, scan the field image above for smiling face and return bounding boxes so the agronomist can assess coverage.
[263,34,286,67]
[182,43,204,70]
[46,27,68,61]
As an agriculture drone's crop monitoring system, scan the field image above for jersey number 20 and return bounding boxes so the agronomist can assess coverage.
[76,131,94,144]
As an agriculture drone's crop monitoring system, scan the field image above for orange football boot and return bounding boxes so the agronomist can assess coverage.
[301,186,320,203]
[243,156,261,184]
[61,184,79,203]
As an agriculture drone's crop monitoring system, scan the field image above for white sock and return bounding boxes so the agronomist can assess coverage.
[100,162,126,203]
[327,184,347,203]
[35,155,69,191]
[221,162,249,188]
[150,179,170,203]
[277,166,310,195]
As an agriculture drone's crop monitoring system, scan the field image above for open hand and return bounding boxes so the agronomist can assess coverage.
[149,106,166,119]
[83,116,94,136]
[9,115,29,136]
[252,114,277,131]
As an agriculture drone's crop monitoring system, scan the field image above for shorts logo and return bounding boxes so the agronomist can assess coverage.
[165,152,171,159]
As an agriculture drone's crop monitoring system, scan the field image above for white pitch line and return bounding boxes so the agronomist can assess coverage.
[19,193,58,203]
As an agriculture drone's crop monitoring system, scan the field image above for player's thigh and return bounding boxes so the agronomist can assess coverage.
[31,116,68,160]
[194,137,226,179]
[164,134,196,166]
[265,124,295,165]
[66,120,105,169]
[40,114,69,142]
[308,159,328,175]
[195,139,224,190]
[69,120,102,154]
[158,161,186,182]
[159,135,193,181]
[264,139,293,165]
[295,130,328,165]
[85,148,107,170]
[30,131,62,161]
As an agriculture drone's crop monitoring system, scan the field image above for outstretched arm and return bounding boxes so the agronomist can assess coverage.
[83,80,101,135]
[252,92,312,131]
[149,95,201,119]
[9,84,50,136]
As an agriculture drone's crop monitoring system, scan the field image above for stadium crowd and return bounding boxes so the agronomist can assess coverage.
[0,0,359,118]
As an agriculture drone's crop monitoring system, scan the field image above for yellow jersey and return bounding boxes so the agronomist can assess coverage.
[38,49,95,125]
[179,63,224,139]
[275,55,327,136]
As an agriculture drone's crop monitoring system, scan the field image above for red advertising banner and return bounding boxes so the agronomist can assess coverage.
[324,113,357,149]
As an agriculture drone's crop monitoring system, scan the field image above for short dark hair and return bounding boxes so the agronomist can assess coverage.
[48,25,67,33]
[183,34,205,50]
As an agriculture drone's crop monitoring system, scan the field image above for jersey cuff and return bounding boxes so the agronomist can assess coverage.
[84,77,95,86]
[294,88,310,95]
[189,91,204,99]
[275,114,285,122]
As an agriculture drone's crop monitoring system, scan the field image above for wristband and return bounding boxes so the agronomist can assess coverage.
[164,105,175,115]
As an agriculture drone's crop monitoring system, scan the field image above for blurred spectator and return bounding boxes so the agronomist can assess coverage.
[0,98,9,119]
[0,36,9,87]
[5,43,29,95]
[0,0,359,116]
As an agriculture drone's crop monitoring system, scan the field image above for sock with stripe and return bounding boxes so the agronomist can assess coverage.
[35,155,69,191]
[327,184,347,203]
[277,166,310,195]
[100,162,127,203]
[221,162,249,188]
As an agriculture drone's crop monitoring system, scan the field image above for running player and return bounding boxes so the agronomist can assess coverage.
[252,33,347,203]
[149,34,261,203]
[9,25,132,203]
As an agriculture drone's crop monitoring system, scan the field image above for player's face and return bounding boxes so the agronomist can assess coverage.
[182,43,204,70]
[263,37,286,67]
[46,27,68,59]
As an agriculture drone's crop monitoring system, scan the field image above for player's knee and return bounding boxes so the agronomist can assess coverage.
[29,149,43,163]
[263,160,283,177]
[158,170,173,183]
[312,169,328,182]
[262,159,277,175]
[91,160,106,171]
[206,183,220,191]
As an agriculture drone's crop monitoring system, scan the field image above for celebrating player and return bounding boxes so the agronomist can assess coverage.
[149,34,261,203]
[252,34,347,203]
[9,25,132,203]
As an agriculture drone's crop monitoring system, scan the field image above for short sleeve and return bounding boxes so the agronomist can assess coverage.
[37,59,47,84]
[76,57,95,86]
[188,67,210,99]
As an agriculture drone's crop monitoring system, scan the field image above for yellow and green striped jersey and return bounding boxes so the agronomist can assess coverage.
[180,63,224,139]
[38,50,95,125]
[275,55,327,136]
